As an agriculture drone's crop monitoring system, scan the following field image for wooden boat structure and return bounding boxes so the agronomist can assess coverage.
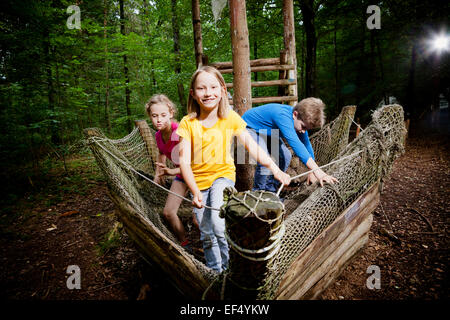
[84,104,407,300]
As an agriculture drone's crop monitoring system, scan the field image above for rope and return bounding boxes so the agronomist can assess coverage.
[348,115,364,133]
[225,223,285,261]
[276,150,364,196]
[89,136,222,212]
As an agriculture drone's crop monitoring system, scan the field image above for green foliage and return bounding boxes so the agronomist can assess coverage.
[1,0,448,176]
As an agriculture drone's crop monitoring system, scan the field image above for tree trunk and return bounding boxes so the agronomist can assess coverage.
[171,0,186,108]
[333,20,340,113]
[299,0,316,97]
[229,0,253,192]
[119,0,132,132]
[43,29,60,145]
[104,0,111,133]
[191,0,203,68]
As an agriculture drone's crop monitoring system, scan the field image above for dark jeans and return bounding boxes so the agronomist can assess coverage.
[247,128,292,193]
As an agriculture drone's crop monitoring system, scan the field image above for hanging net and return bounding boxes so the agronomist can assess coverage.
[83,104,405,299]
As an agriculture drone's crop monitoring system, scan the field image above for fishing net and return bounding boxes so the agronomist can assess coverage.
[83,104,404,299]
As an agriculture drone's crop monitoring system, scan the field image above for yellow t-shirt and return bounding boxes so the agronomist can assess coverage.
[176,109,247,190]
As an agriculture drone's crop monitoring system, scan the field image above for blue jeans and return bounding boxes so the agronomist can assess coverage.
[193,177,234,273]
[247,128,292,193]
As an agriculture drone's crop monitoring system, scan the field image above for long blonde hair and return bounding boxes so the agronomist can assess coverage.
[187,66,230,119]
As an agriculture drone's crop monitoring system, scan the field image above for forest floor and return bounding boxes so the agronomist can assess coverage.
[0,123,449,301]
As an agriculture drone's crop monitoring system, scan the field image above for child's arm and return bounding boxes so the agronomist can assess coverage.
[178,137,203,208]
[154,154,166,185]
[238,130,291,187]
[155,163,181,177]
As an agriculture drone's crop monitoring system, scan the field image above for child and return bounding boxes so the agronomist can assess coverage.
[242,98,338,193]
[145,94,193,251]
[176,66,291,273]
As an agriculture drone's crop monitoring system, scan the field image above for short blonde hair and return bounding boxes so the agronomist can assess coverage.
[145,94,176,118]
[187,66,229,119]
[294,97,326,128]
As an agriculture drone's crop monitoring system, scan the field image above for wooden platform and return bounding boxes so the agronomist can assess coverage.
[275,181,380,299]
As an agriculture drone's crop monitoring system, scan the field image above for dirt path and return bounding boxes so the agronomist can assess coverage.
[1,131,448,300]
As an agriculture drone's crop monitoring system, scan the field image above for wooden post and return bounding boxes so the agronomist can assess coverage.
[229,0,253,191]
[283,0,297,105]
[134,120,158,169]
[191,0,203,68]
[229,0,252,113]
[219,190,285,299]
[355,117,361,137]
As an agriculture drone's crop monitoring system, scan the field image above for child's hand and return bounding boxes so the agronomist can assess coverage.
[316,172,338,187]
[192,192,203,209]
[153,174,162,185]
[274,170,291,187]
[306,172,318,185]
[156,162,174,176]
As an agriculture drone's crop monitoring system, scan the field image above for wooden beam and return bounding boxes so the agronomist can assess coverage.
[275,182,380,299]
[229,96,298,105]
[134,120,158,167]
[210,57,280,69]
[226,79,297,88]
[283,0,297,105]
[229,0,253,192]
[108,190,211,299]
[220,64,295,74]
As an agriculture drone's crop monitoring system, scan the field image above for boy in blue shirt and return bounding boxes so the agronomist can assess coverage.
[242,98,338,193]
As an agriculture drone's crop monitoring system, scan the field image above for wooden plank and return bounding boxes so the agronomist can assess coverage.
[226,79,297,88]
[210,57,280,69]
[108,190,211,299]
[303,228,370,299]
[292,215,372,299]
[134,120,158,166]
[275,182,380,299]
[221,64,295,74]
[229,95,298,105]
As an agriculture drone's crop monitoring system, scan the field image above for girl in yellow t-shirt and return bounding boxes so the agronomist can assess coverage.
[177,66,291,273]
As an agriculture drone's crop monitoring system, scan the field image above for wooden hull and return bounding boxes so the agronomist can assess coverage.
[109,180,379,300]
[275,182,380,299]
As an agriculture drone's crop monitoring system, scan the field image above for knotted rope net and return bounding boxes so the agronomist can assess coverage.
[83,104,404,299]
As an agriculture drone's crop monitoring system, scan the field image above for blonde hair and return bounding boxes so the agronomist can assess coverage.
[187,66,230,119]
[294,97,326,128]
[145,94,177,118]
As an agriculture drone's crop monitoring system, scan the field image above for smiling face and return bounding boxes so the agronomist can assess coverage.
[149,103,173,132]
[190,71,225,115]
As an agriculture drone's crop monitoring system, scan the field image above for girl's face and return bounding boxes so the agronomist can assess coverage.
[149,103,173,131]
[191,71,225,113]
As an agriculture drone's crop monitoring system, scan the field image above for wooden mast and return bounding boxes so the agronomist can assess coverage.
[229,0,253,191]
[229,0,252,114]
[283,0,297,105]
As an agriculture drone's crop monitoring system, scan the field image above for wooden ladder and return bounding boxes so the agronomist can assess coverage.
[210,53,298,106]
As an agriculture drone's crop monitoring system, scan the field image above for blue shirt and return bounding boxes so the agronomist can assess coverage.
[242,103,315,165]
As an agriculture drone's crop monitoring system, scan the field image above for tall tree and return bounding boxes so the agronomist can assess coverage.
[171,0,186,108]
[119,0,132,132]
[298,0,317,97]
[103,0,111,133]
